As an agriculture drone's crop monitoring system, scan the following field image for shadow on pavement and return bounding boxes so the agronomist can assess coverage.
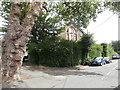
[22,66,103,76]
[43,70,103,76]
[88,65,102,67]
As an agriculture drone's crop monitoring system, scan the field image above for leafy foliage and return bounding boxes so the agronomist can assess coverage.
[107,44,117,57]
[89,44,103,59]
[1,2,104,33]
[54,2,104,32]
[101,43,108,57]
[0,2,27,27]
[111,40,120,54]
[1,2,112,67]
[0,2,11,21]
[28,38,81,67]
[104,2,120,14]
[30,2,65,43]
[80,33,94,64]
[0,2,11,28]
[89,43,116,59]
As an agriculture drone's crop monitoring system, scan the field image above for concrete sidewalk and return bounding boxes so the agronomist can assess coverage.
[2,76,66,88]
[2,65,88,88]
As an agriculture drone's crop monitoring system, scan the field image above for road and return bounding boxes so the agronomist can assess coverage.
[53,59,118,88]
[20,59,119,88]
[1,59,119,89]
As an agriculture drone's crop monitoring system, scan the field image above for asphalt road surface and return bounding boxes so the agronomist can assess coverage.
[53,59,119,88]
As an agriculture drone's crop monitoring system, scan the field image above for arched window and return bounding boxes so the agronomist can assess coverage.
[66,26,78,41]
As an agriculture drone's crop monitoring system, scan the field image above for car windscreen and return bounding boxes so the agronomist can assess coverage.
[94,57,102,59]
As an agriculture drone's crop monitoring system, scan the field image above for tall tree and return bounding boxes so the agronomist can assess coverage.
[1,2,104,37]
[30,2,65,43]
[104,2,120,14]
[54,2,104,33]
[101,43,108,57]
[111,40,120,54]
[80,33,94,64]
[2,2,43,83]
[0,1,106,83]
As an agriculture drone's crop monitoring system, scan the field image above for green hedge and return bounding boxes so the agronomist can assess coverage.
[101,43,108,57]
[107,44,116,58]
[89,44,103,60]
[28,39,81,67]
[89,43,116,59]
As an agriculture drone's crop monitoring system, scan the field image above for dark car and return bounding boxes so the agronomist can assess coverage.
[103,57,112,63]
[91,57,106,66]
[112,54,120,59]
[23,52,28,62]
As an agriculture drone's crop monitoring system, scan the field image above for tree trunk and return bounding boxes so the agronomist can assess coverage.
[2,2,42,84]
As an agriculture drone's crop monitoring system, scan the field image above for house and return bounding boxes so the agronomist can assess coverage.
[58,25,82,41]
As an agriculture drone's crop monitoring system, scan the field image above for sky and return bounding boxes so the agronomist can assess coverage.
[0,8,118,44]
[87,9,118,44]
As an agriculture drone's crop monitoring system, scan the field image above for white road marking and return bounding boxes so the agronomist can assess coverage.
[113,66,117,70]
[101,66,117,80]
[101,77,105,80]
[106,72,111,75]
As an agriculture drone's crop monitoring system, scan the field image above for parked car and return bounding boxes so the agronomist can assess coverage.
[91,57,106,66]
[112,54,120,59]
[23,52,28,62]
[103,57,112,63]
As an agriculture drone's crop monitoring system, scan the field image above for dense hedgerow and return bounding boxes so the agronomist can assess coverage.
[89,44,103,59]
[28,39,82,67]
[28,38,116,67]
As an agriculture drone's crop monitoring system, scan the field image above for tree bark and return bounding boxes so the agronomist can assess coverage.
[2,2,42,84]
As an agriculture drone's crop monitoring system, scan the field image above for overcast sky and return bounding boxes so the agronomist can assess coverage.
[87,9,118,44]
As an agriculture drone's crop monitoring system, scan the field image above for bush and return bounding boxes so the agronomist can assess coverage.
[89,44,103,59]
[80,33,94,65]
[80,33,94,60]
[89,43,116,59]
[28,39,81,67]
[101,43,108,57]
[107,44,117,58]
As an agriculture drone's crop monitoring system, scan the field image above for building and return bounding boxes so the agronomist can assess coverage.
[58,25,82,41]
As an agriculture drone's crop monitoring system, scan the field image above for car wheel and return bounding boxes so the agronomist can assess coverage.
[100,63,103,66]
[110,60,112,63]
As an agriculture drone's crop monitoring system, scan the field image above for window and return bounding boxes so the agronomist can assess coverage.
[66,26,78,41]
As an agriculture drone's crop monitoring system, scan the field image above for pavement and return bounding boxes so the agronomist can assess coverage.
[1,60,119,89]
[1,65,88,88]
